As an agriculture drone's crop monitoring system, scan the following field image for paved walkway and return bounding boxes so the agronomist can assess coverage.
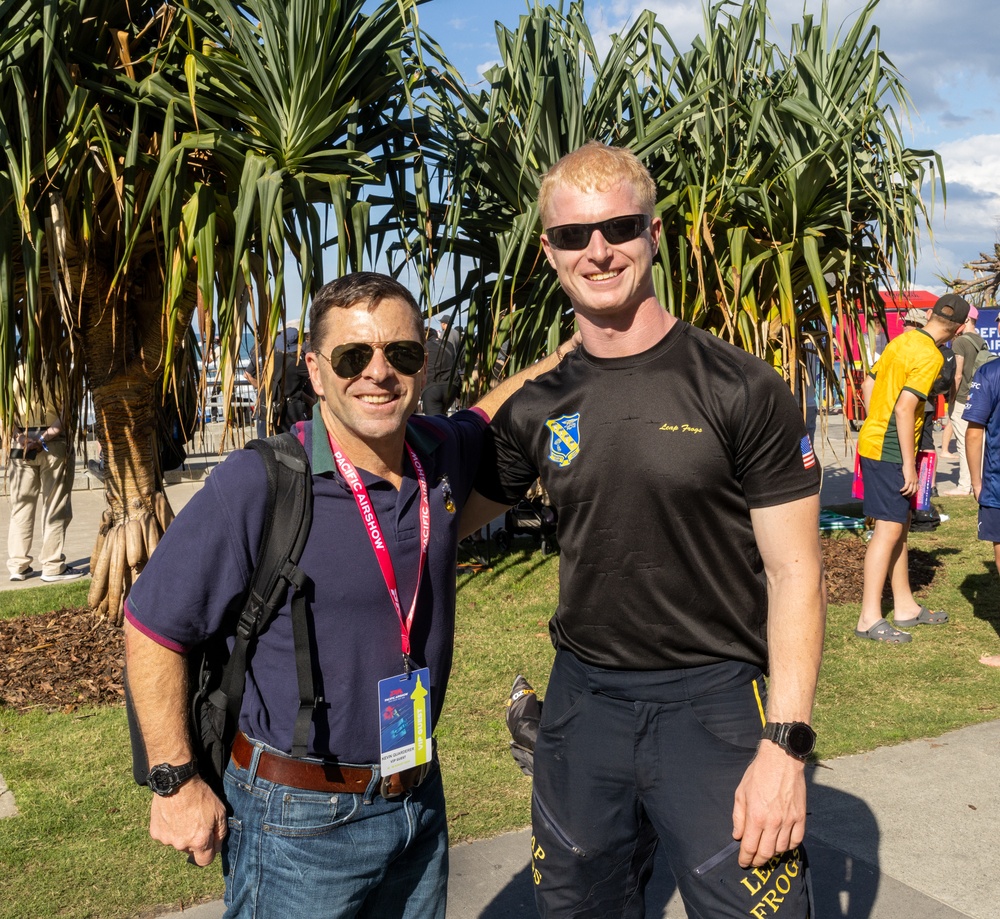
[4,416,998,918]
[147,719,1000,919]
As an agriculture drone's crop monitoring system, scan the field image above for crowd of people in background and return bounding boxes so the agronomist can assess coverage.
[852,293,1000,666]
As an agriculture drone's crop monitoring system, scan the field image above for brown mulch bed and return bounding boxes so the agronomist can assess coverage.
[0,536,942,713]
[821,533,940,604]
[0,607,124,713]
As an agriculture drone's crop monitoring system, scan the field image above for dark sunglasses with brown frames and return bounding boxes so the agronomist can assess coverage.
[320,340,426,379]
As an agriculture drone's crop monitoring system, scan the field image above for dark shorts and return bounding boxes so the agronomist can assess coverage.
[861,457,911,524]
[530,650,812,919]
[978,506,1000,542]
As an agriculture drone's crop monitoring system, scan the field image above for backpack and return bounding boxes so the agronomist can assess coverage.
[127,432,314,796]
[269,352,317,433]
[910,506,941,532]
[973,344,997,376]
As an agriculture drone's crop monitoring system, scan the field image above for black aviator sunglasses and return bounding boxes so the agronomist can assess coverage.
[322,340,426,379]
[545,214,650,251]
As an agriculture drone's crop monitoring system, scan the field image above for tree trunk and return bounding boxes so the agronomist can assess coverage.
[86,371,174,624]
[79,261,197,626]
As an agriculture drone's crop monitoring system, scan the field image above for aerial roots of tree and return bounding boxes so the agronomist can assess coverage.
[88,493,174,626]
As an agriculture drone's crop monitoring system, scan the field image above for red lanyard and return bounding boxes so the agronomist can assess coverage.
[330,438,430,667]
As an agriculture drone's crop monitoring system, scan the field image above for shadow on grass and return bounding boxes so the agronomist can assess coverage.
[960,561,1000,640]
[905,546,957,595]
[455,541,557,594]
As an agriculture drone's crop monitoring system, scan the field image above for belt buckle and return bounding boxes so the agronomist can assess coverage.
[380,774,402,800]
[379,762,430,800]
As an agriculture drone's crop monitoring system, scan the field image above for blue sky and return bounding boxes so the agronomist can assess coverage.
[415,0,1000,296]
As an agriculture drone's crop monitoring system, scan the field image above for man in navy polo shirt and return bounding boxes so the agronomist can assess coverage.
[124,272,574,918]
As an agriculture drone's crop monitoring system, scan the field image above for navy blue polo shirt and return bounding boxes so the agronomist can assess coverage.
[126,409,487,764]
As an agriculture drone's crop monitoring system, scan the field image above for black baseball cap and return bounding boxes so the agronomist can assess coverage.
[931,294,971,325]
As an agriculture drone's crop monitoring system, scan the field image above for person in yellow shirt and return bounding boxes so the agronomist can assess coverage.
[854,294,970,642]
[6,366,83,582]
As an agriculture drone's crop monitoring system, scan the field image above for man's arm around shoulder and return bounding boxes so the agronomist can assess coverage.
[459,333,581,537]
[124,619,228,866]
[732,494,825,869]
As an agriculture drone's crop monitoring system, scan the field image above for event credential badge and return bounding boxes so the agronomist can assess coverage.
[378,668,432,776]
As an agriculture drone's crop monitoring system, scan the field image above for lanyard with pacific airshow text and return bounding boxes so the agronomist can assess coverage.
[328,435,434,776]
[329,436,431,672]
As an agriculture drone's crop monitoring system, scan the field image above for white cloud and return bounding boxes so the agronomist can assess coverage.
[914,134,1000,284]
[938,135,1000,196]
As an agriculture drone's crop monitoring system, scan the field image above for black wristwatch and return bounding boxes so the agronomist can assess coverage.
[761,722,816,760]
[146,760,199,796]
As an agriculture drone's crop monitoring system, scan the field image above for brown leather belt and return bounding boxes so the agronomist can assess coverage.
[231,731,433,799]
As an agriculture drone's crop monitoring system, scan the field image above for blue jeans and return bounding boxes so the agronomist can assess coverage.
[222,739,448,919]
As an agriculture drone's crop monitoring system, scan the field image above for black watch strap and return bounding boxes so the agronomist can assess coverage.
[761,721,816,759]
[147,760,199,796]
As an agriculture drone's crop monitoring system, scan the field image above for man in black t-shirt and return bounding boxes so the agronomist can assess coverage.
[466,143,824,919]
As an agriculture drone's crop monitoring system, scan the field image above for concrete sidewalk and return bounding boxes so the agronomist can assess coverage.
[4,415,996,918]
[153,719,1000,919]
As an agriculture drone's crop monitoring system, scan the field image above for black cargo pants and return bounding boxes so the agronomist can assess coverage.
[530,650,812,919]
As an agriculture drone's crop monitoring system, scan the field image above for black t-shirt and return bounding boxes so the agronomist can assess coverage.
[476,322,820,671]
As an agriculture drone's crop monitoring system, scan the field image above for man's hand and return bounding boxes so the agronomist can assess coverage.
[149,776,228,866]
[731,742,807,868]
[899,462,919,497]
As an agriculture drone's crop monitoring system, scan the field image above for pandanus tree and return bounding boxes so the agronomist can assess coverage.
[413,0,943,413]
[0,0,430,622]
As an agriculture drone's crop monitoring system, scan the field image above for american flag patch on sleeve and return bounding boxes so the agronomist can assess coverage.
[800,435,816,469]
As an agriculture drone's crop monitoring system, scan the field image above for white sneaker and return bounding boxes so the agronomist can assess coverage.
[9,567,33,581]
[41,566,85,582]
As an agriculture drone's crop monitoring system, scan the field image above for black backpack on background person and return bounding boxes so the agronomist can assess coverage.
[270,351,317,433]
[126,433,315,797]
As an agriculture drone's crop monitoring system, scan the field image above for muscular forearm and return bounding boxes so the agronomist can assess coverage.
[895,404,918,462]
[124,620,228,866]
[734,496,825,867]
[473,333,580,420]
[764,548,825,726]
[124,621,194,766]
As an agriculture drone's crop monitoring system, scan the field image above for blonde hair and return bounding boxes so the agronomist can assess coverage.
[539,142,657,224]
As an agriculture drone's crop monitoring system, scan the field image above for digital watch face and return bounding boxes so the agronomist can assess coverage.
[786,723,816,757]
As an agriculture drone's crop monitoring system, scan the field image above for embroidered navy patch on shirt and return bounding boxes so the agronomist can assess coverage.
[546,413,581,467]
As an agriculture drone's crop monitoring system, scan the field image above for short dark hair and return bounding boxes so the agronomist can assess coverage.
[309,273,423,346]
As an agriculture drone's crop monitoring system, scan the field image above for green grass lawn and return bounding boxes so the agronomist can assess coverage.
[3,499,1000,918]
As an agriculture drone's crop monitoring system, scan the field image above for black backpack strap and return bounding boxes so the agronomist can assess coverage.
[212,433,314,751]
